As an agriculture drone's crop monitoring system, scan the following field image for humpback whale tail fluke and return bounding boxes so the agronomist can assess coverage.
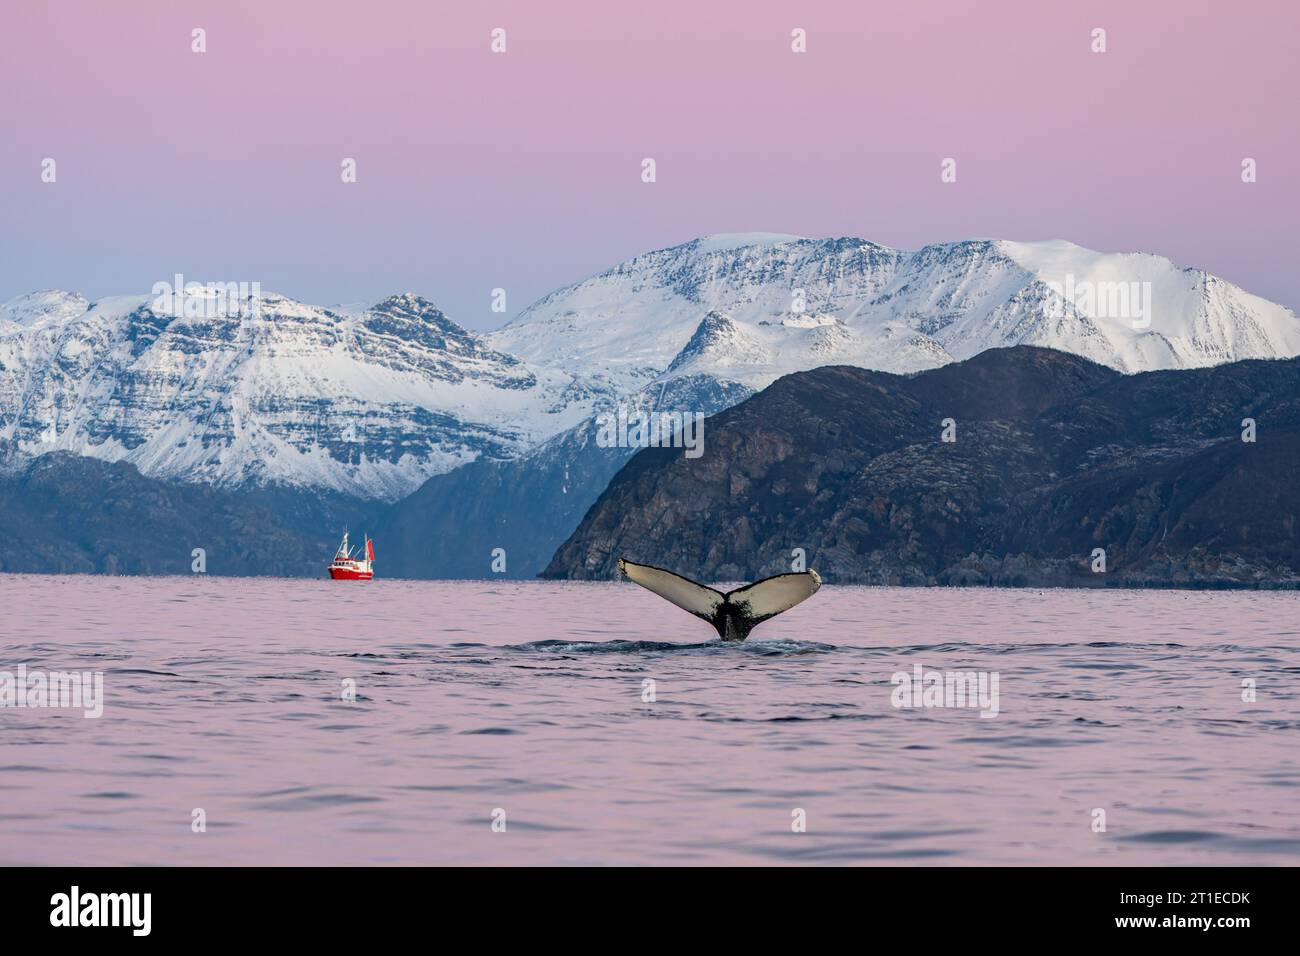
[618,558,822,642]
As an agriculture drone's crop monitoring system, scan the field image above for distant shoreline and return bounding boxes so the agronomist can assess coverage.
[2,569,1299,592]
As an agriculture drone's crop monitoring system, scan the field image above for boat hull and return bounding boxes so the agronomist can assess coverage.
[328,566,373,580]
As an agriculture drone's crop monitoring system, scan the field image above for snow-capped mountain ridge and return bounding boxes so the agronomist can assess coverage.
[0,289,602,500]
[490,234,910,390]
[493,234,1300,390]
[4,233,1297,501]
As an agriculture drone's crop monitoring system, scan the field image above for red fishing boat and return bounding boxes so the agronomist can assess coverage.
[328,530,374,580]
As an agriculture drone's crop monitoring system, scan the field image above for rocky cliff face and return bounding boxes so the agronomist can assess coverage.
[542,347,1300,588]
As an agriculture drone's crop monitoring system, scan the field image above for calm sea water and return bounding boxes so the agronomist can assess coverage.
[1,574,1298,866]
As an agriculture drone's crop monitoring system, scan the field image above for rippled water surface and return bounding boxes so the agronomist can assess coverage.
[2,575,1298,865]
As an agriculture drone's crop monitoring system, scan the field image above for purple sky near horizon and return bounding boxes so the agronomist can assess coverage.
[2,0,1297,330]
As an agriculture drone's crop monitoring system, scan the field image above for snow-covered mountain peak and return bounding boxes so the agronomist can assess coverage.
[666,311,773,376]
[496,234,1300,386]
[371,292,441,314]
[0,290,90,329]
[0,289,602,499]
[366,292,470,338]
[360,292,516,369]
[490,233,907,390]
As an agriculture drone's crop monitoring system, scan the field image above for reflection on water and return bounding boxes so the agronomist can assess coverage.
[1,575,1298,865]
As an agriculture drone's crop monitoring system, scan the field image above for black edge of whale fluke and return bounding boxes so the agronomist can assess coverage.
[617,558,822,641]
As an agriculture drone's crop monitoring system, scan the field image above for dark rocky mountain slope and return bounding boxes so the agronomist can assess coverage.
[0,451,373,576]
[541,347,1300,587]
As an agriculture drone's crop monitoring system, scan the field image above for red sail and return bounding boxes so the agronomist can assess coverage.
[366,538,375,562]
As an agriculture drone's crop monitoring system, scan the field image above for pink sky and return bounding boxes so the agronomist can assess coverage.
[1,0,1296,327]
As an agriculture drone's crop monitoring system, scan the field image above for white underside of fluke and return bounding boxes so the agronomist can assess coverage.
[618,559,821,639]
